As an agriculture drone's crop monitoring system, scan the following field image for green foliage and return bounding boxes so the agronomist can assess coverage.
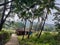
[54,12,60,32]
[18,32,60,45]
[0,30,13,44]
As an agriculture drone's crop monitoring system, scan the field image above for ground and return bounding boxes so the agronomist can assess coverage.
[5,34,19,45]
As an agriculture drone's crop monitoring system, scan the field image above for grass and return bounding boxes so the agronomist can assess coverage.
[18,31,60,45]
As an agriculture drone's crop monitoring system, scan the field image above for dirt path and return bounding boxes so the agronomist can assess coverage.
[5,34,19,45]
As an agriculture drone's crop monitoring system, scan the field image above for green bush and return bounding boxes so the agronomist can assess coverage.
[39,32,53,42]
[18,32,60,45]
[0,30,12,45]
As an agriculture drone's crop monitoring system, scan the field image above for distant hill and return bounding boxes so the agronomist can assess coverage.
[26,21,55,28]
[45,23,55,28]
[26,21,37,28]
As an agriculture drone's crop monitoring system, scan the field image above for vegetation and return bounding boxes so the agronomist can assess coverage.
[0,0,60,45]
[18,32,60,45]
[54,12,60,32]
[0,29,13,45]
[0,0,12,31]
[13,0,60,38]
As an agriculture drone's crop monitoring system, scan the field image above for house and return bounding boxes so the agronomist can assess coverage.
[16,28,29,35]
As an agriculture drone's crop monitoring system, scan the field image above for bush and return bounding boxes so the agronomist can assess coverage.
[0,30,12,45]
[18,32,59,45]
[39,32,53,42]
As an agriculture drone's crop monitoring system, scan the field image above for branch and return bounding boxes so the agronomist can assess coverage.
[28,19,31,22]
[4,1,12,21]
[4,10,11,21]
[0,0,14,6]
[1,0,6,23]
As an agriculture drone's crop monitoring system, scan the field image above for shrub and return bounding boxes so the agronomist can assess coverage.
[39,32,53,42]
[18,32,59,45]
[0,30,12,45]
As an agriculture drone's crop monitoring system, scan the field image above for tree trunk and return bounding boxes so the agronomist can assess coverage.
[37,17,40,31]
[0,0,13,6]
[28,22,33,39]
[0,24,3,31]
[37,17,42,31]
[38,20,46,38]
[38,12,48,38]
[0,19,6,31]
[37,17,43,37]
[0,0,12,31]
[22,19,26,40]
[0,0,6,31]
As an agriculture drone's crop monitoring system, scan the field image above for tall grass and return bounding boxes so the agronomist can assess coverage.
[18,32,60,45]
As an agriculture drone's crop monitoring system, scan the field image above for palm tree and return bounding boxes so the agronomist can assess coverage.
[38,0,60,38]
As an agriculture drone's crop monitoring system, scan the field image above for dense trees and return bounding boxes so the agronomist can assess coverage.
[37,0,60,38]
[54,12,60,32]
[0,0,60,45]
[0,0,60,39]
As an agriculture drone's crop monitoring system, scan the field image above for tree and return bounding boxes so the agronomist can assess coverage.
[3,12,16,29]
[14,0,60,38]
[3,19,14,29]
[14,0,42,39]
[0,0,13,31]
[54,12,60,32]
[38,0,60,38]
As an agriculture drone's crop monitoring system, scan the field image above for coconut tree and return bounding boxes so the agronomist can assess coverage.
[38,0,60,38]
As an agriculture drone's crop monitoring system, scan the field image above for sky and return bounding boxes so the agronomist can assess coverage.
[45,10,57,24]
[45,0,60,24]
